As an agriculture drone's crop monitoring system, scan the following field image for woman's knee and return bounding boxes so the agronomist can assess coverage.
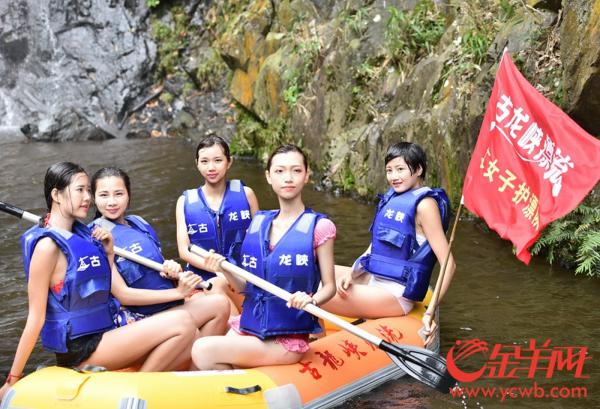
[191,338,208,357]
[186,293,229,321]
[208,294,231,319]
[207,276,230,293]
[191,337,220,366]
[167,310,197,336]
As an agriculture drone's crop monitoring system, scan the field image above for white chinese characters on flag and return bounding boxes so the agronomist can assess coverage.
[462,52,600,264]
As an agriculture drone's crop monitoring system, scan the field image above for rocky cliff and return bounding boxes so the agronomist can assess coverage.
[0,0,156,141]
[204,0,599,205]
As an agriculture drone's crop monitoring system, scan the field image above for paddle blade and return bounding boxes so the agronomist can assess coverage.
[0,201,42,225]
[0,201,25,218]
[380,341,457,393]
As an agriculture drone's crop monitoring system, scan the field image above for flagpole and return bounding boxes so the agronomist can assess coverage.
[426,47,502,317]
[425,49,496,323]
[426,196,463,328]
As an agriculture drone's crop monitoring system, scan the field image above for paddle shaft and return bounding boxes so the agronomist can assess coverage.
[0,201,41,225]
[0,201,210,290]
[189,244,383,346]
[428,197,463,315]
[189,243,460,387]
[189,244,456,392]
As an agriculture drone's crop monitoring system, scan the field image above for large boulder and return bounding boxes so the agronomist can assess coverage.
[0,0,156,141]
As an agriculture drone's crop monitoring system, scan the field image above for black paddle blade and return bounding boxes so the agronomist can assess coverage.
[380,341,457,393]
[0,201,24,218]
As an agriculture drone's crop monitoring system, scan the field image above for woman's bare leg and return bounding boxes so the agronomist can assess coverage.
[202,275,244,315]
[169,328,201,370]
[321,265,406,318]
[172,293,230,337]
[191,331,303,370]
[81,309,196,371]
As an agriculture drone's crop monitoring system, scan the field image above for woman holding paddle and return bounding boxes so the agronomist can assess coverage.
[176,135,259,314]
[322,142,455,347]
[0,162,197,399]
[191,144,336,369]
[90,166,230,333]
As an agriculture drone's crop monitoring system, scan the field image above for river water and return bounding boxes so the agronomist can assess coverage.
[0,134,598,408]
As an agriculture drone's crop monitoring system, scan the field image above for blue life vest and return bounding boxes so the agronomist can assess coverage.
[21,221,116,353]
[360,187,450,302]
[183,179,252,280]
[92,215,182,315]
[239,209,323,339]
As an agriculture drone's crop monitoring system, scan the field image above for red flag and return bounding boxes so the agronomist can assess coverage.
[462,52,600,264]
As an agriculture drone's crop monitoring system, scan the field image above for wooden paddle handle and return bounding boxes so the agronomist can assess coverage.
[0,201,210,290]
[188,244,382,346]
[114,247,211,291]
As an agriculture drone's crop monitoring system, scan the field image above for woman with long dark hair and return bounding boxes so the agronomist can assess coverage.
[91,166,229,333]
[1,162,197,399]
[191,145,336,369]
[176,135,259,314]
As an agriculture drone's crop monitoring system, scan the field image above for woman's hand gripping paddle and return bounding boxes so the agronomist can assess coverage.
[0,201,211,290]
[188,244,457,393]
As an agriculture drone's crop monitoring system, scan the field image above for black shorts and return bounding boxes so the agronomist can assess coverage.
[55,333,103,368]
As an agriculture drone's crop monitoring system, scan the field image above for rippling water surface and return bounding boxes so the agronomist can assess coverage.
[0,135,598,408]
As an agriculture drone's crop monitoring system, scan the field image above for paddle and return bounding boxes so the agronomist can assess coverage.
[188,244,457,393]
[422,196,463,344]
[0,201,211,290]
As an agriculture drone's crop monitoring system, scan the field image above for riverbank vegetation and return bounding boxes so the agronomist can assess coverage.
[146,0,599,276]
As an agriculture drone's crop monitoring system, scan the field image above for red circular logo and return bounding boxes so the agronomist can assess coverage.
[446,339,489,383]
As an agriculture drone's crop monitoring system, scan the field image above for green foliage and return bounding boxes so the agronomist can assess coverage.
[283,71,300,107]
[347,84,376,123]
[282,31,322,110]
[345,57,382,122]
[431,2,497,103]
[151,6,190,79]
[341,162,356,191]
[342,6,370,37]
[552,77,564,106]
[182,82,195,97]
[152,21,170,40]
[354,60,379,83]
[159,91,173,105]
[205,1,252,41]
[461,28,490,66]
[231,109,292,162]
[384,1,445,69]
[499,0,516,21]
[531,199,600,277]
[195,49,228,92]
[147,0,160,8]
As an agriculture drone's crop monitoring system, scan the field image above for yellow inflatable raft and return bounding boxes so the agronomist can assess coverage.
[1,293,438,409]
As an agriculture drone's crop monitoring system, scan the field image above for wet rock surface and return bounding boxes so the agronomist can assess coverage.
[0,0,156,141]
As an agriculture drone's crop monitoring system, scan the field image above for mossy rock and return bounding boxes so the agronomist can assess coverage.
[252,47,291,122]
[218,0,274,71]
[560,0,600,134]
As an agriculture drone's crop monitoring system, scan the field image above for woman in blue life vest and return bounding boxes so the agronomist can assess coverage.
[322,142,456,347]
[190,145,336,369]
[0,162,200,400]
[176,135,259,315]
[90,167,229,335]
